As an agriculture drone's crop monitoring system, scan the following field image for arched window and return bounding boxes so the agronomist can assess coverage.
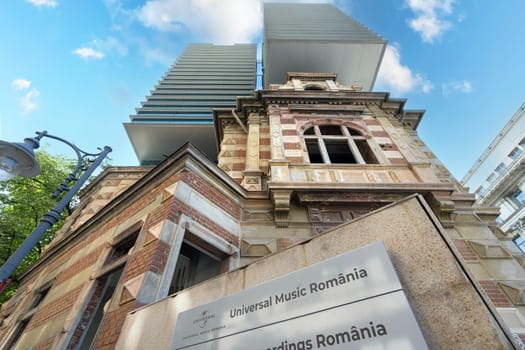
[302,124,378,164]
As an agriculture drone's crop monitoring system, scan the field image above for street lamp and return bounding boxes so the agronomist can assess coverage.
[0,131,111,293]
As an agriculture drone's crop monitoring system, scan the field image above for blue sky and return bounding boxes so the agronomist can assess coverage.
[1,0,524,180]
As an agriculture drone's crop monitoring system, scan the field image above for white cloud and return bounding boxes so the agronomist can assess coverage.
[406,0,454,43]
[73,47,105,60]
[26,0,58,8]
[441,80,472,96]
[11,79,31,91]
[137,0,262,44]
[375,45,433,95]
[20,89,40,114]
[93,37,128,56]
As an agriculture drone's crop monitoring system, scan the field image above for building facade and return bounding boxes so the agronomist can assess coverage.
[1,3,525,349]
[462,103,525,235]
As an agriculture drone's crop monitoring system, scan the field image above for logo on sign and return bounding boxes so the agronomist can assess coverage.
[192,310,215,329]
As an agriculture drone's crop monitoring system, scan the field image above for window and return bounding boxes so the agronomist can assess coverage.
[3,282,52,349]
[513,191,525,206]
[169,241,222,294]
[76,227,140,350]
[495,162,507,175]
[520,137,525,147]
[513,235,525,254]
[509,147,523,159]
[302,125,378,164]
[486,173,496,183]
[475,186,485,197]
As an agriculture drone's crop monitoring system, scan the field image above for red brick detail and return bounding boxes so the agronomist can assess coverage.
[364,119,380,125]
[453,240,479,261]
[92,301,137,350]
[259,127,270,133]
[181,171,242,220]
[232,163,245,171]
[236,138,247,145]
[283,142,300,150]
[141,197,173,230]
[170,198,239,247]
[32,336,56,350]
[259,138,271,146]
[371,131,388,137]
[478,281,512,307]
[282,130,297,136]
[55,248,102,285]
[67,279,106,349]
[27,285,83,331]
[288,157,305,164]
[259,151,271,159]
[234,150,246,157]
[121,240,170,282]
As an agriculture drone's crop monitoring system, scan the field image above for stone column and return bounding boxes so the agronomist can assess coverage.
[268,105,290,182]
[242,113,263,190]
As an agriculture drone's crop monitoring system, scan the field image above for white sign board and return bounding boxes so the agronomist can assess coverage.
[173,241,428,349]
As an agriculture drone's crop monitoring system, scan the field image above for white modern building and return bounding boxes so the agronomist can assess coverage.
[462,103,525,237]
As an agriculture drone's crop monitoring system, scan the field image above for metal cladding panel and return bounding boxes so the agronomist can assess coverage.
[263,3,386,90]
[264,3,385,42]
[127,44,256,164]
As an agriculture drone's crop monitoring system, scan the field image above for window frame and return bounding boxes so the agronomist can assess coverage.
[156,215,238,299]
[302,124,378,165]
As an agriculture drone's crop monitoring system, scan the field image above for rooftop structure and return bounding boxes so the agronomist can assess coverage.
[262,3,386,90]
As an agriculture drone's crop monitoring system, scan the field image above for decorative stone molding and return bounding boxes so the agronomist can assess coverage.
[120,273,144,305]
[425,193,455,228]
[241,239,277,257]
[499,281,525,305]
[468,240,513,259]
[241,170,263,191]
[271,190,292,228]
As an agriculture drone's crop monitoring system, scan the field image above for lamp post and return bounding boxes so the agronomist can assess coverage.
[0,131,111,293]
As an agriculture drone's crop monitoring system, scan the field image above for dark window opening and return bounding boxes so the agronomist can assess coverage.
[305,139,323,163]
[4,320,30,349]
[303,124,379,165]
[325,140,356,164]
[355,140,378,164]
[346,127,362,136]
[105,230,139,266]
[319,125,343,135]
[4,284,51,349]
[303,127,315,135]
[304,85,325,90]
[169,241,222,295]
[74,227,140,350]
[78,267,124,350]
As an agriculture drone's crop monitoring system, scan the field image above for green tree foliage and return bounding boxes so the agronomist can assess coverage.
[0,150,76,303]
